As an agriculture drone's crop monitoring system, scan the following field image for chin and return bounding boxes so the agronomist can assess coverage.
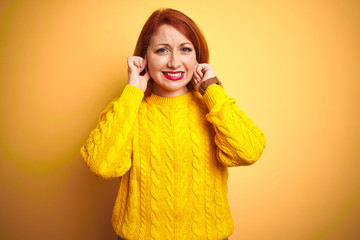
[165,80,190,89]
[150,79,190,96]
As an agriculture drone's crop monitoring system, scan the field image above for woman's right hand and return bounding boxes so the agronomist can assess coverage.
[127,56,151,93]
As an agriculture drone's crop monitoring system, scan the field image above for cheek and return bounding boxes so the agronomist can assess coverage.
[147,55,165,71]
[147,59,164,81]
[185,58,196,73]
[147,59,159,75]
[148,66,159,79]
[185,53,196,65]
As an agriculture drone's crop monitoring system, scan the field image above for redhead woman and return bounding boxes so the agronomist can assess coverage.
[81,8,266,240]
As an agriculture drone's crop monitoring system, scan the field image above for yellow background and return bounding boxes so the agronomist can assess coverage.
[1,0,359,239]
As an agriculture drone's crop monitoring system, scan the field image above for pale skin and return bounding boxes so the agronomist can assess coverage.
[127,24,216,97]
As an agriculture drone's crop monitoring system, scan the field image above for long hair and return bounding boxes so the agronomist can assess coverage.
[133,8,209,96]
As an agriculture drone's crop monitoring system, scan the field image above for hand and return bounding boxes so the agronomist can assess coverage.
[127,56,151,92]
[191,62,215,92]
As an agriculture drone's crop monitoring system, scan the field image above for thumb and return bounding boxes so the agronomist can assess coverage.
[143,71,151,81]
[141,57,147,70]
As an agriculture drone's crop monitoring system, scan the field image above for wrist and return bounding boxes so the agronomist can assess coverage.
[128,76,143,91]
[199,76,221,96]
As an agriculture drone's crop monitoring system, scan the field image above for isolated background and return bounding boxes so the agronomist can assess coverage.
[1,0,359,239]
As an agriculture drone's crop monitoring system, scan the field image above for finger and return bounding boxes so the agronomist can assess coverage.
[193,65,198,83]
[137,57,145,68]
[197,72,203,82]
[136,59,142,68]
[193,70,198,83]
[142,57,147,68]
[139,58,146,72]
[196,64,204,80]
[142,57,148,72]
[132,59,138,68]
[194,71,200,84]
[127,56,134,68]
[195,64,202,82]
[197,73,201,83]
[193,74,199,84]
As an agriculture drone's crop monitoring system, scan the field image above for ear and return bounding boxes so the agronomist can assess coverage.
[143,55,148,71]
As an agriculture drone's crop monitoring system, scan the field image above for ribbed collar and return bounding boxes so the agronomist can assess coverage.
[144,90,195,105]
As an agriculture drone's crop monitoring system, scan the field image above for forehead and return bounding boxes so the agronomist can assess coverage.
[150,24,191,45]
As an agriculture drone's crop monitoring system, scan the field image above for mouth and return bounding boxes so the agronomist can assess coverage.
[162,71,185,81]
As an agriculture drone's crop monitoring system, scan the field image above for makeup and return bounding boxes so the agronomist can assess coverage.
[162,71,184,81]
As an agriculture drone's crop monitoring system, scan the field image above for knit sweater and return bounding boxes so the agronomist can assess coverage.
[80,83,266,240]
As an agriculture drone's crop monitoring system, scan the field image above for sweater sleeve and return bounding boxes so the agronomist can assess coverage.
[202,84,266,167]
[80,84,144,178]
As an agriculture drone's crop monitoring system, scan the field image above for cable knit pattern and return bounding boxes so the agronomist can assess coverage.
[188,102,203,239]
[138,103,147,240]
[177,102,192,239]
[193,96,217,240]
[148,104,161,239]
[203,85,266,166]
[80,84,266,240]
[159,106,176,239]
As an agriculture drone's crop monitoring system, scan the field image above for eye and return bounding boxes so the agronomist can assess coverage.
[156,48,168,53]
[182,47,193,53]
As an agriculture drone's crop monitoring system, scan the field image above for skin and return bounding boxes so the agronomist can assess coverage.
[127,24,216,97]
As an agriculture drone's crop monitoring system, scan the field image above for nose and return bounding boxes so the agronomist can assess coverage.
[167,52,181,69]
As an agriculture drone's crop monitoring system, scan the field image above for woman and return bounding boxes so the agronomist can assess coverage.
[81,8,266,240]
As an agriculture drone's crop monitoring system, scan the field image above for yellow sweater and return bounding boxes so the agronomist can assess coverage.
[80,84,266,240]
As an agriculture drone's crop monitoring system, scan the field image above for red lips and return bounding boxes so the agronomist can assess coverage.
[162,71,185,81]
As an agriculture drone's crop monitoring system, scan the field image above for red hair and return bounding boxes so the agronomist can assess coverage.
[133,8,209,96]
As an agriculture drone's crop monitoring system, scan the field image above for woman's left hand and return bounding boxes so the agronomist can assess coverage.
[191,63,216,92]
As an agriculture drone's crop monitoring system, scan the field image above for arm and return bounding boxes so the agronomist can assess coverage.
[202,84,266,167]
[80,84,144,178]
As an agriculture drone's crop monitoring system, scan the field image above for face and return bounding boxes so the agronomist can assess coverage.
[146,24,197,97]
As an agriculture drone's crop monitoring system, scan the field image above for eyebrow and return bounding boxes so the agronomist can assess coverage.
[155,42,192,47]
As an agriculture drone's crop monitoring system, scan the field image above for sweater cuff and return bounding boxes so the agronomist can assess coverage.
[202,84,229,109]
[118,84,144,107]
